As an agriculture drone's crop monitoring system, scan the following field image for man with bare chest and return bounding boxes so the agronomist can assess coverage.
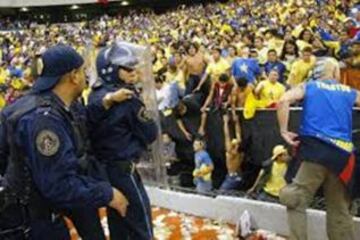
[184,44,207,95]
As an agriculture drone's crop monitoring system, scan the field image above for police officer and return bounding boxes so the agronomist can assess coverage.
[0,44,131,240]
[87,42,158,240]
[277,58,360,240]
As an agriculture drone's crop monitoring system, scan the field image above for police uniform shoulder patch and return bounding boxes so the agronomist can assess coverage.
[36,130,60,157]
[137,106,153,122]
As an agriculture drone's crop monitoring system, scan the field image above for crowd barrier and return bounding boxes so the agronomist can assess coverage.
[159,108,360,194]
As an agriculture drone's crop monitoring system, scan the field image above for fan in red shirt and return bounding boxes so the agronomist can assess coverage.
[198,73,233,136]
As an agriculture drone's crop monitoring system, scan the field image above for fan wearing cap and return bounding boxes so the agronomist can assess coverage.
[87,41,158,240]
[247,145,289,203]
[0,44,132,240]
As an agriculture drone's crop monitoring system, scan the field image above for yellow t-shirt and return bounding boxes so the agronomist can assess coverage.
[165,70,185,90]
[11,78,25,90]
[266,38,284,55]
[287,57,315,87]
[259,80,286,105]
[292,25,304,39]
[206,58,230,82]
[257,47,269,65]
[296,40,313,51]
[220,24,233,34]
[263,161,288,197]
[153,60,163,73]
[0,94,6,110]
[0,68,10,85]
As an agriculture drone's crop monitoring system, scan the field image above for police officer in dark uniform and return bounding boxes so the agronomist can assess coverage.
[0,44,130,240]
[0,81,110,240]
[87,42,158,240]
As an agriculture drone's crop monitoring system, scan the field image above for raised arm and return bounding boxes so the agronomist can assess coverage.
[277,84,305,146]
[234,113,242,143]
[201,82,215,111]
[177,119,192,141]
[254,81,265,98]
[194,72,209,93]
[223,114,231,152]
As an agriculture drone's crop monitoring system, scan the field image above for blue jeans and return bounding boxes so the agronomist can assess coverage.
[220,174,242,191]
[185,74,201,95]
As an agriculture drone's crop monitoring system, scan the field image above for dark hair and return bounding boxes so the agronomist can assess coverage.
[302,46,313,53]
[155,74,165,83]
[219,73,229,83]
[280,40,299,60]
[174,101,186,116]
[264,29,278,37]
[298,29,313,42]
[235,77,248,88]
[186,43,199,53]
[267,49,277,55]
[157,48,166,55]
[249,47,257,53]
[169,42,178,50]
[194,136,206,145]
[212,47,222,54]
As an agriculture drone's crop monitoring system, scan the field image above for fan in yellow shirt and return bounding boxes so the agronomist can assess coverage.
[0,64,10,85]
[0,88,6,110]
[254,69,286,107]
[287,46,316,87]
[247,145,289,201]
[165,61,186,90]
[243,69,286,119]
[194,48,230,92]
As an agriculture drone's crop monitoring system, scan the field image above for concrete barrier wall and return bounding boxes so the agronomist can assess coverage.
[146,186,360,240]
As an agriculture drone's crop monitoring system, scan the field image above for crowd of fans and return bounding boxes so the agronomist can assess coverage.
[0,0,360,206]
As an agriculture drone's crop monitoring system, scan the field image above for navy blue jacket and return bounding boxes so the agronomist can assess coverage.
[2,92,113,210]
[87,82,158,163]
